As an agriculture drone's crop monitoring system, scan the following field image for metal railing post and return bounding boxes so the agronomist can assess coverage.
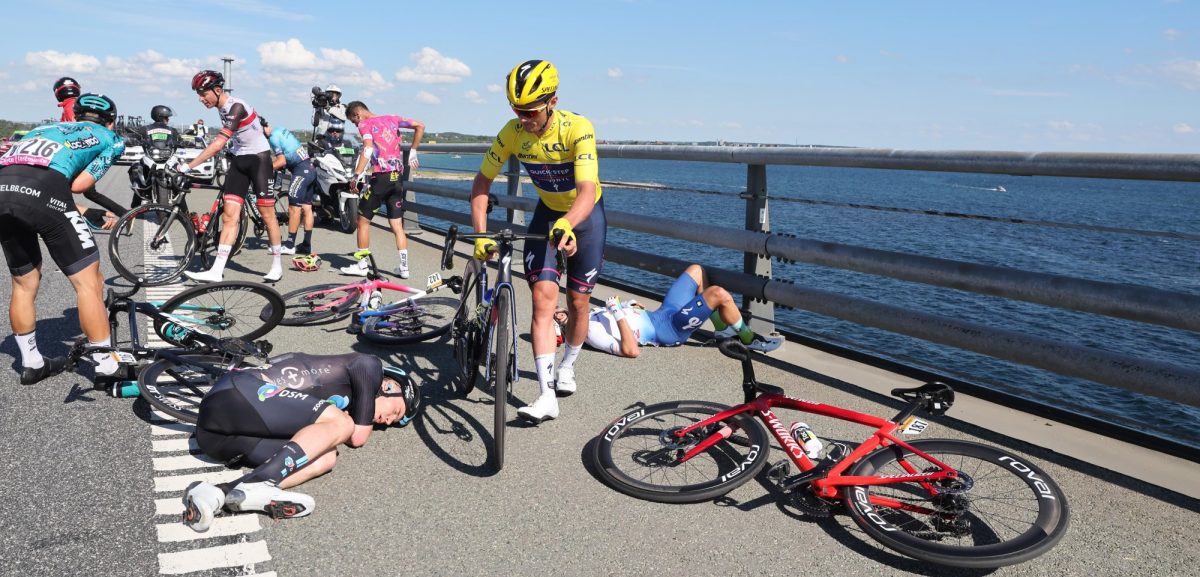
[505,156,525,225]
[743,164,775,334]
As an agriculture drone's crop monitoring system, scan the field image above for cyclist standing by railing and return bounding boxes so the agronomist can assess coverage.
[0,94,126,384]
[264,122,318,256]
[339,101,424,279]
[179,70,285,283]
[470,60,607,423]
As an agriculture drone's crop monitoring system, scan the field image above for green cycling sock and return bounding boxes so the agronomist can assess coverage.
[710,312,728,331]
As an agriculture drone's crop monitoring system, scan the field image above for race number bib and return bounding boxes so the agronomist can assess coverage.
[0,137,61,167]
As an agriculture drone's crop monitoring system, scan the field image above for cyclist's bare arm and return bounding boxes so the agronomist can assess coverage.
[470,172,494,232]
[614,315,640,358]
[348,424,373,447]
[187,132,229,168]
[560,180,597,227]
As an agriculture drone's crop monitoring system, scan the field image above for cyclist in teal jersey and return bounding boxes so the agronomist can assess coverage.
[264,124,318,255]
[0,94,126,385]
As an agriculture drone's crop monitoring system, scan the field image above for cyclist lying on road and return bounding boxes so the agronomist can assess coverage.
[183,352,420,531]
[558,264,783,360]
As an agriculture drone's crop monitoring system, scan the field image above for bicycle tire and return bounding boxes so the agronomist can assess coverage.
[139,354,234,424]
[154,281,284,345]
[452,269,483,395]
[278,283,363,326]
[340,197,358,233]
[360,296,459,345]
[592,400,771,503]
[491,287,514,471]
[108,204,196,286]
[843,439,1070,569]
[274,190,289,226]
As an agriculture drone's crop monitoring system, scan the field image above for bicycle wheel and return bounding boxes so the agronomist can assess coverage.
[843,439,1070,569]
[108,204,196,286]
[592,400,771,503]
[274,190,289,226]
[278,283,363,326]
[340,197,358,233]
[360,296,459,345]
[452,271,484,395]
[491,287,515,471]
[139,354,233,424]
[154,281,284,345]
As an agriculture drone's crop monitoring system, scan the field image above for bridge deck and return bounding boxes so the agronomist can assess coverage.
[0,170,1196,577]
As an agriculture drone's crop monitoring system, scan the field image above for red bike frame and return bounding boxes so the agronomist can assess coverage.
[675,392,962,511]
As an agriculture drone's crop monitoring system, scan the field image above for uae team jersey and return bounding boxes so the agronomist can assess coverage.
[217,95,270,156]
[478,110,602,212]
[357,114,417,173]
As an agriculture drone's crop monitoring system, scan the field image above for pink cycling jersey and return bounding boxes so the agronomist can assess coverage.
[357,114,415,173]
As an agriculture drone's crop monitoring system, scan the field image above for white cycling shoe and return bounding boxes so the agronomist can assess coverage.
[517,392,559,424]
[340,260,369,277]
[184,268,224,283]
[225,481,315,520]
[182,481,225,533]
[279,245,297,255]
[747,333,784,353]
[393,266,410,279]
[554,366,576,397]
[262,266,283,283]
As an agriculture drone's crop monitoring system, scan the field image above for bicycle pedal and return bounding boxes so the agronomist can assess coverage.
[765,460,792,484]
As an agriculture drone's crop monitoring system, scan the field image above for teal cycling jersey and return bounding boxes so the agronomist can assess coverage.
[0,121,124,181]
[267,126,308,169]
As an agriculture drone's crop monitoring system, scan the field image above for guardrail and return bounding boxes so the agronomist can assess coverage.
[402,143,1200,412]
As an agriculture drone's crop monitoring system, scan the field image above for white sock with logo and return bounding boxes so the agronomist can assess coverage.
[90,337,120,376]
[211,244,232,273]
[558,343,582,371]
[535,353,555,397]
[15,331,44,369]
[398,249,408,271]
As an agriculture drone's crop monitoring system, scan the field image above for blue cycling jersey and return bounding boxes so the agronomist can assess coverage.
[0,122,124,181]
[267,126,308,169]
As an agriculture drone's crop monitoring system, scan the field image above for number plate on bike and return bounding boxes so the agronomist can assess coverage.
[900,417,929,435]
[426,273,442,286]
[116,351,138,364]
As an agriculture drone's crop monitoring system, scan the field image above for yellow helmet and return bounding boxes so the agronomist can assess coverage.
[506,60,558,108]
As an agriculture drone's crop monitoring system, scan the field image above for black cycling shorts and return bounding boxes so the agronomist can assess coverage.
[525,198,607,294]
[0,165,100,276]
[195,374,329,467]
[360,170,407,219]
[222,151,274,207]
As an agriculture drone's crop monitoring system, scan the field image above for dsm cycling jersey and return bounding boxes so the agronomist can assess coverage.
[0,122,124,181]
[217,95,269,156]
[479,110,602,212]
[267,126,308,169]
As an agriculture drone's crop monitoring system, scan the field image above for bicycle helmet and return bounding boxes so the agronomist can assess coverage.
[506,60,558,108]
[54,77,81,102]
[291,254,323,271]
[379,366,421,427]
[151,105,173,123]
[191,70,224,93]
[73,93,118,124]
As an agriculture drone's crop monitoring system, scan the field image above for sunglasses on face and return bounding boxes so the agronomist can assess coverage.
[513,103,548,118]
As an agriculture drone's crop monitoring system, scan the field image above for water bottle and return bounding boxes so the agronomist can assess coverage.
[789,422,824,460]
[112,381,140,398]
[200,213,211,231]
[368,289,383,310]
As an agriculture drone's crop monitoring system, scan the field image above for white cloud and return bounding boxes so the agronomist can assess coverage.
[395,48,471,84]
[486,84,502,93]
[25,50,101,74]
[257,39,392,94]
[835,55,851,64]
[721,121,742,129]
[608,68,623,78]
[464,90,485,104]
[1173,123,1195,134]
[1046,120,1103,141]
[416,91,441,105]
[1160,60,1200,90]
[1163,28,1183,41]
[19,80,37,92]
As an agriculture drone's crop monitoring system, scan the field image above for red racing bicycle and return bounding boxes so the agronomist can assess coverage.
[591,340,1070,569]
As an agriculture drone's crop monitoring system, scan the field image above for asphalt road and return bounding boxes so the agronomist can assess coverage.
[1,165,1197,577]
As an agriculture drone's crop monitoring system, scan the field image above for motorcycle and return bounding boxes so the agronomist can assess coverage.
[309,143,360,233]
[128,137,189,207]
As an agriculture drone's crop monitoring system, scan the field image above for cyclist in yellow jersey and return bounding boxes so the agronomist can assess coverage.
[470,59,607,423]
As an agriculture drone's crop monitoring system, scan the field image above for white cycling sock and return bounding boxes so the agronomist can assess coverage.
[398,249,408,270]
[535,353,555,397]
[210,244,232,273]
[558,343,582,371]
[15,331,44,369]
[91,337,120,376]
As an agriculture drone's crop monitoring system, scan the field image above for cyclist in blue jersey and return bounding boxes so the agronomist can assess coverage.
[264,124,317,255]
[182,352,421,531]
[0,94,126,385]
[560,264,783,359]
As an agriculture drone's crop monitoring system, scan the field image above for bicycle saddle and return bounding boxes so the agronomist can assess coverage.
[890,382,955,415]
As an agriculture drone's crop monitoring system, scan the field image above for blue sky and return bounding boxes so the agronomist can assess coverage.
[2,0,1197,152]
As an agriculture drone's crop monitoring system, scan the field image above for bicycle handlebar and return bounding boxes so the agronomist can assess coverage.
[440,224,570,275]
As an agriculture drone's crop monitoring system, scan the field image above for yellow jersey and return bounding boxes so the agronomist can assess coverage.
[479,110,602,212]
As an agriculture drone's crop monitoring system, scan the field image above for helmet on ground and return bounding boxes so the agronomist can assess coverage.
[325,84,342,95]
[151,105,173,123]
[54,77,81,102]
[506,60,558,108]
[291,254,323,272]
[191,70,224,93]
[379,366,420,427]
[73,93,118,124]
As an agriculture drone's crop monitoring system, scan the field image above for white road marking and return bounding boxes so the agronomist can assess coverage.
[157,540,271,574]
[156,515,261,542]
